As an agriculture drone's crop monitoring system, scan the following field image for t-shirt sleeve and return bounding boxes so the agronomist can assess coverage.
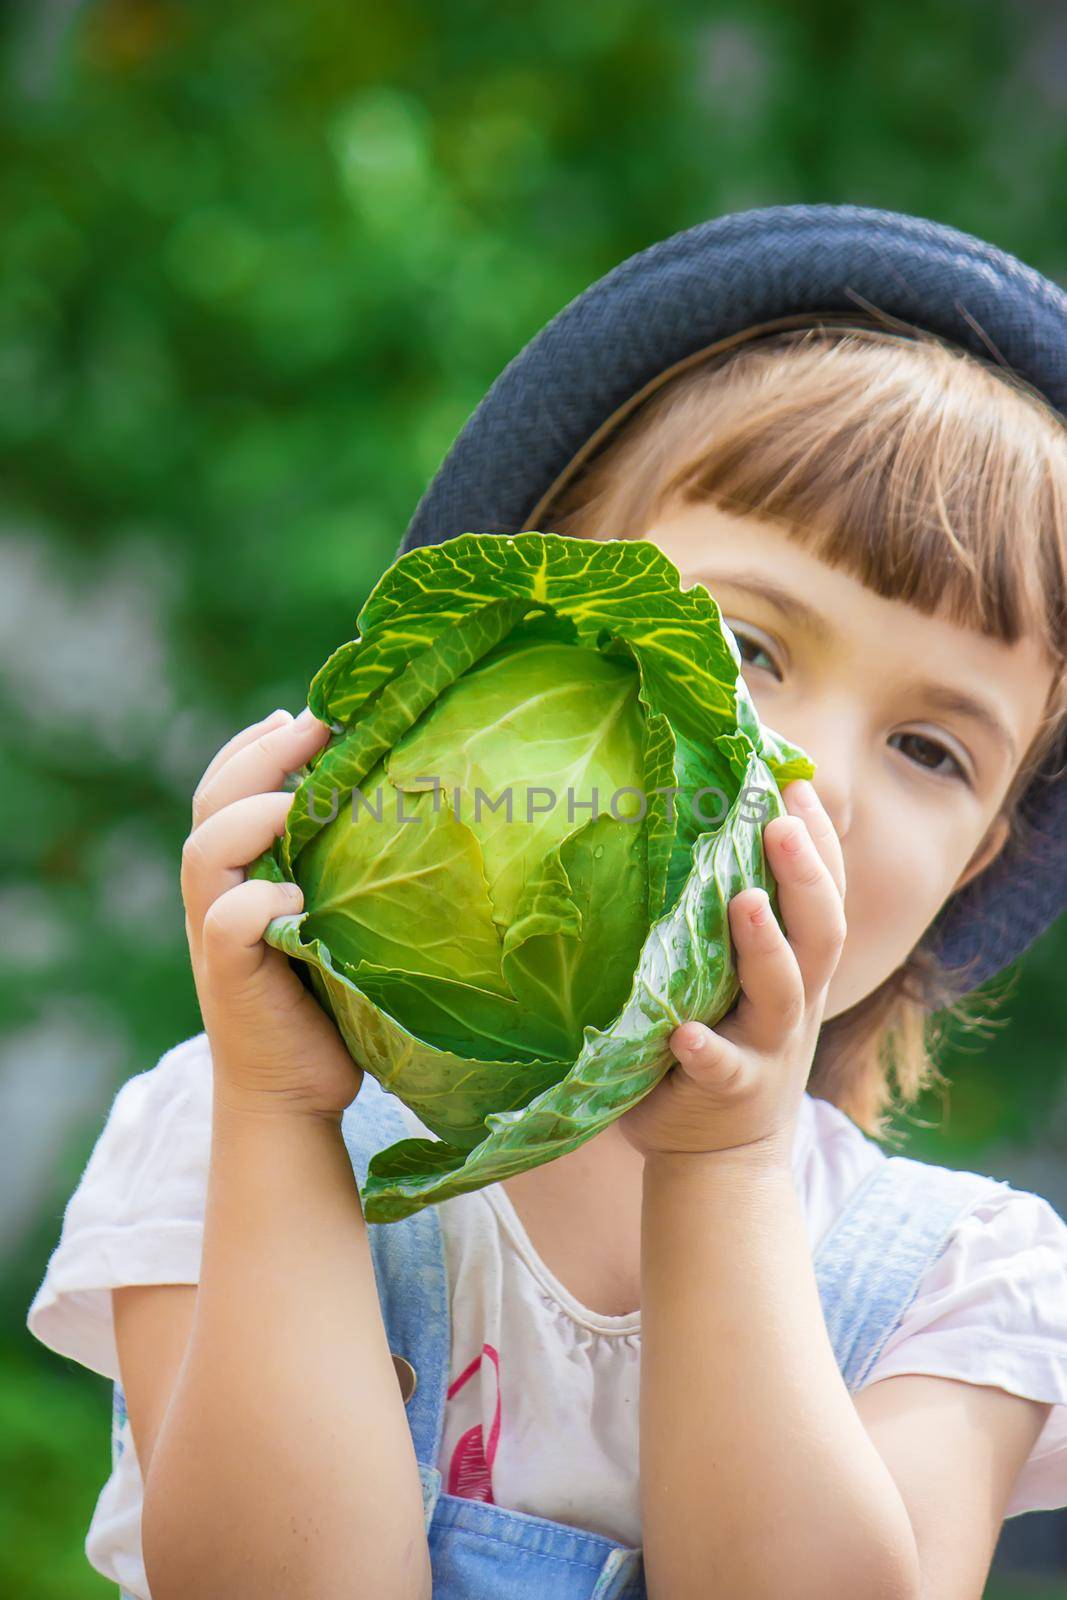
[26,1030,214,1383]
[861,1181,1067,1518]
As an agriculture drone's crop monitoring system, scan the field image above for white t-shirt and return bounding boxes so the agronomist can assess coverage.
[26,1031,1067,1597]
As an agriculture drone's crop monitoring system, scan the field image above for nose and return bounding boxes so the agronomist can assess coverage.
[781,727,852,843]
[803,775,849,844]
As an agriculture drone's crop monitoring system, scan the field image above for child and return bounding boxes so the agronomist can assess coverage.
[27,205,1067,1599]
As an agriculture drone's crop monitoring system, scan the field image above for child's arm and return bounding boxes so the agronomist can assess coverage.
[640,1151,922,1600]
[128,705,431,1600]
[136,1090,430,1600]
[640,1152,1052,1600]
[626,782,920,1598]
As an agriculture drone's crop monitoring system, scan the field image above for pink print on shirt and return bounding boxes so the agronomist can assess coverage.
[446,1342,501,1501]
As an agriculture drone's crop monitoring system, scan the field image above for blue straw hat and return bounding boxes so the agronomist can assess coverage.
[395,203,1067,995]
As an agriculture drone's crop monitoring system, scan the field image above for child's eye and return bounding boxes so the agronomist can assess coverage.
[727,624,781,680]
[891,731,970,786]
[729,624,971,788]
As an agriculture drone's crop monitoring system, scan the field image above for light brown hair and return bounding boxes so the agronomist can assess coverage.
[533,323,1067,1145]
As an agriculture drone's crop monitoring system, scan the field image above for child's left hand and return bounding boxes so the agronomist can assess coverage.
[618,779,847,1168]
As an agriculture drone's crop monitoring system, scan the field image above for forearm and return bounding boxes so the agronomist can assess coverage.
[639,1150,921,1600]
[142,1093,431,1600]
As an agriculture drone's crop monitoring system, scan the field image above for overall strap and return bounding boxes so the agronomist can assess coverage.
[340,1074,451,1518]
[813,1154,1008,1392]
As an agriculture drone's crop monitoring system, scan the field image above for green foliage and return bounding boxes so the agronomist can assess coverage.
[3,0,1065,1589]
[0,1340,113,1597]
[984,1584,1067,1599]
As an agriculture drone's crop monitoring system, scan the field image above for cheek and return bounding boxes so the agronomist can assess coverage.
[828,809,964,1008]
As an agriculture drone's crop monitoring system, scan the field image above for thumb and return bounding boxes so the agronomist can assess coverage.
[200,876,306,995]
[669,1021,750,1096]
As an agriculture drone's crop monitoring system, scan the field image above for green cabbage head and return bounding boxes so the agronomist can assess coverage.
[249,532,815,1221]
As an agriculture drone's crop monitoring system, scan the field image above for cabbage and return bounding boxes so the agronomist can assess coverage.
[249,532,814,1220]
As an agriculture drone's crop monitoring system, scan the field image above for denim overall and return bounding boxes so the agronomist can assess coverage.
[112,1070,1004,1599]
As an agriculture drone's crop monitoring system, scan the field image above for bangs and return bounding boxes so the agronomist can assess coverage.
[543,327,1067,681]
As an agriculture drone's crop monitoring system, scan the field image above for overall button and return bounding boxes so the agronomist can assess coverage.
[392,1352,417,1403]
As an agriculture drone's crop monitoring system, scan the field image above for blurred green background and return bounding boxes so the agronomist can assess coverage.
[2,0,1065,1594]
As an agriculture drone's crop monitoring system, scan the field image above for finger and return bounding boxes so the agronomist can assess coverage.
[200,876,305,994]
[193,707,331,828]
[762,812,847,1003]
[669,1017,750,1095]
[182,789,298,967]
[780,780,846,902]
[194,708,294,819]
[721,886,809,1054]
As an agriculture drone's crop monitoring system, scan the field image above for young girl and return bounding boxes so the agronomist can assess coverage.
[27,206,1067,1600]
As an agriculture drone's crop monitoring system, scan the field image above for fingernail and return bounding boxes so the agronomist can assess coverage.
[780,823,805,854]
[749,890,772,926]
[266,707,291,726]
[675,1023,705,1052]
[294,706,319,729]
[790,780,818,809]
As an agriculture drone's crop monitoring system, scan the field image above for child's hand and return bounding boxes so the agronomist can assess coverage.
[618,779,847,1167]
[181,705,365,1121]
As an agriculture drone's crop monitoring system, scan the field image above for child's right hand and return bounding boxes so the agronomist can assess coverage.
[181,705,366,1122]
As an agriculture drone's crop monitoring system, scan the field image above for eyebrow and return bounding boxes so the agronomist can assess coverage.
[692,569,1019,763]
[694,571,836,648]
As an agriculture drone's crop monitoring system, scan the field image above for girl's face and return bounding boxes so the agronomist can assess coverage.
[641,498,1057,1019]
